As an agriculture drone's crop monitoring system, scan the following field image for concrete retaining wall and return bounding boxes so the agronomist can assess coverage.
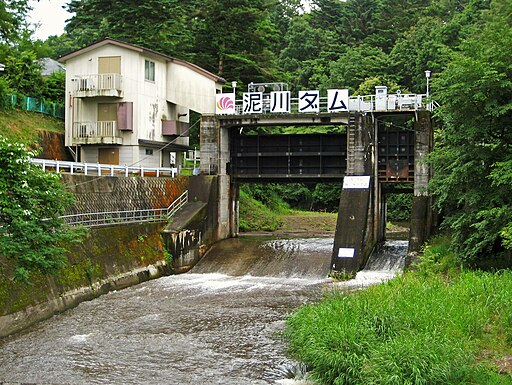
[62,174,188,214]
[0,172,228,338]
[163,175,224,274]
[0,223,171,338]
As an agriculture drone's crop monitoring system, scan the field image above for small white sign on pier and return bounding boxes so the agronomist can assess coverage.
[343,176,371,189]
[337,248,355,258]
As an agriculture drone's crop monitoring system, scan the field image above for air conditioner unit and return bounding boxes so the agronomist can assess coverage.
[247,82,289,94]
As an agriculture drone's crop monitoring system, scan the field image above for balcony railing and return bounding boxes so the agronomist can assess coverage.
[72,73,123,97]
[31,158,178,178]
[72,121,123,144]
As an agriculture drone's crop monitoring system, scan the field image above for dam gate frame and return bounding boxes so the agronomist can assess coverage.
[199,107,433,274]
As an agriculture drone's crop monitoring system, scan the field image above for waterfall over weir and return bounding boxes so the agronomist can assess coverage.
[191,237,333,279]
[0,237,407,385]
[341,240,408,290]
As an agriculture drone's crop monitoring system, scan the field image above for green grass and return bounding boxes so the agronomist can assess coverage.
[0,109,64,144]
[239,189,283,231]
[286,269,512,384]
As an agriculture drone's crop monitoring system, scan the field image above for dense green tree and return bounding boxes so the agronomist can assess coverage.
[0,0,30,43]
[41,70,66,102]
[0,136,84,282]
[4,50,45,97]
[65,0,198,60]
[354,76,407,95]
[328,45,389,92]
[429,0,512,264]
[192,0,279,84]
[278,14,337,90]
[64,0,282,84]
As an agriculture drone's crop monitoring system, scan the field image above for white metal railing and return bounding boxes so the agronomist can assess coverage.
[73,121,118,140]
[60,190,189,227]
[31,158,178,177]
[72,73,123,93]
[166,190,189,218]
[181,148,201,175]
[233,93,434,114]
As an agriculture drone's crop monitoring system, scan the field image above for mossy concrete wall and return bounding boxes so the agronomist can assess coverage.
[0,223,171,338]
[62,174,188,214]
[0,174,188,338]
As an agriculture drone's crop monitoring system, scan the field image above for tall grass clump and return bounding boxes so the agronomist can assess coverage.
[238,188,282,231]
[285,270,512,384]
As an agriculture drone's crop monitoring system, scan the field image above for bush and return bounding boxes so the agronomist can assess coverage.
[238,188,282,232]
[387,192,413,222]
[0,135,84,282]
[413,234,460,276]
[286,270,512,384]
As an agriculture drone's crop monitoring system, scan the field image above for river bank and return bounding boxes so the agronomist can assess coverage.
[241,211,409,240]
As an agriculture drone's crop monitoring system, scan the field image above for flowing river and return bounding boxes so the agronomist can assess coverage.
[0,237,407,384]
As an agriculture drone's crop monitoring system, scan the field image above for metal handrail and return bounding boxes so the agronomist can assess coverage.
[72,121,119,140]
[31,158,178,178]
[167,190,188,219]
[72,73,123,92]
[60,190,189,227]
[232,93,435,114]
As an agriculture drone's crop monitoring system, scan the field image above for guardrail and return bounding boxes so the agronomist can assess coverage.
[72,121,119,140]
[31,158,178,177]
[60,190,189,227]
[233,93,433,114]
[72,73,123,93]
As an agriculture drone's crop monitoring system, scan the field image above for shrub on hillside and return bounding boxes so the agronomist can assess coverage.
[0,135,84,282]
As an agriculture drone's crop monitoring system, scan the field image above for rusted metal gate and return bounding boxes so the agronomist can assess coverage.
[230,133,347,182]
[377,126,415,182]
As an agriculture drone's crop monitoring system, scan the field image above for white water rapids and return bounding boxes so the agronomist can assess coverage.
[0,237,407,384]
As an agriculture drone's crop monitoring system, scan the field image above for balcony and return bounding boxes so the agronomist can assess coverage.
[162,120,190,136]
[71,74,123,98]
[72,121,123,145]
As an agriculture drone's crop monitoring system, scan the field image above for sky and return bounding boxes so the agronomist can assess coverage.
[28,0,73,40]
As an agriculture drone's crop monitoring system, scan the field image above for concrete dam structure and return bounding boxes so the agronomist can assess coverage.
[200,94,433,274]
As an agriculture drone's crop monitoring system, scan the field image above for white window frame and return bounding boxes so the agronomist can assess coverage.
[145,60,155,82]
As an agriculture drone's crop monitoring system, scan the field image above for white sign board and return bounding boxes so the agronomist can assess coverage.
[298,90,320,113]
[327,89,349,112]
[243,92,264,114]
[343,176,371,189]
[215,93,236,115]
[270,91,291,113]
[337,248,355,258]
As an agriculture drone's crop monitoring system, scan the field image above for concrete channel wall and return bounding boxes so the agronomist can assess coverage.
[0,174,224,338]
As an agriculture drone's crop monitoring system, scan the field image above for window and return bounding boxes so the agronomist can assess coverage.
[145,60,155,82]
[145,149,154,156]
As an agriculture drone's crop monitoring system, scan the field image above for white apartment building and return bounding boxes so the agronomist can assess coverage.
[59,38,225,169]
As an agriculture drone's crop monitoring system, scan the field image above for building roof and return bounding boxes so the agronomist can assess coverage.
[58,38,225,84]
[39,58,65,76]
